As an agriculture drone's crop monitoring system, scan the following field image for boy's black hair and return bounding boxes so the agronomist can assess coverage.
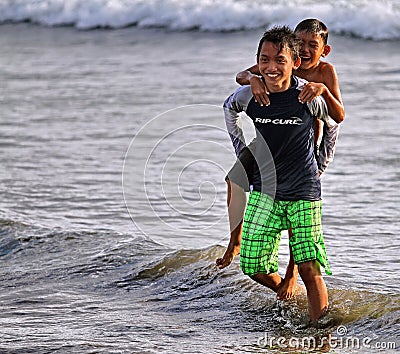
[294,18,329,45]
[256,25,301,62]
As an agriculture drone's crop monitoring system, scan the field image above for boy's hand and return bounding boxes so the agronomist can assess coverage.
[298,82,326,103]
[249,76,270,106]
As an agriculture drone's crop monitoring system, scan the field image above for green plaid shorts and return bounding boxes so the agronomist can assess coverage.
[240,191,331,276]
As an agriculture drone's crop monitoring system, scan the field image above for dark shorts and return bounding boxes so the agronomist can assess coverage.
[225,139,256,192]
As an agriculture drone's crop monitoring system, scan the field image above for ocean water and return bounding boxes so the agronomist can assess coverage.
[1,1,400,353]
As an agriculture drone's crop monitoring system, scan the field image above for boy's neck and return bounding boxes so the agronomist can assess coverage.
[294,60,322,80]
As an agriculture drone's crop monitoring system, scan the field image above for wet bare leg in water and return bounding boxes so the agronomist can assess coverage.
[215,181,244,269]
[216,181,301,300]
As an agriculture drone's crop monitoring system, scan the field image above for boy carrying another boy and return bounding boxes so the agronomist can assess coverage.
[217,19,344,302]
[222,25,342,323]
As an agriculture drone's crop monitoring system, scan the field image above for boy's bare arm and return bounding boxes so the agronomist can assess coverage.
[237,62,345,121]
[298,63,345,123]
[236,65,270,106]
[236,64,260,84]
[321,64,345,122]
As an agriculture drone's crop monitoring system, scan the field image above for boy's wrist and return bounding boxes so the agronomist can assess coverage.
[320,83,328,96]
[248,72,260,82]
[237,70,258,85]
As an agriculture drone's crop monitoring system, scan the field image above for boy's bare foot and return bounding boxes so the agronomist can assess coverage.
[311,305,331,328]
[276,276,302,300]
[216,244,241,269]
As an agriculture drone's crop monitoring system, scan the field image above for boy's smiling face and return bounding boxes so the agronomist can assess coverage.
[296,30,331,70]
[258,41,300,93]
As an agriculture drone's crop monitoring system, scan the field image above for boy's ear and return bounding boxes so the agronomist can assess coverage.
[322,45,331,57]
[294,57,301,69]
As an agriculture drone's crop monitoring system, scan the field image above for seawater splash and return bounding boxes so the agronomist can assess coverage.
[0,0,399,40]
[114,242,400,346]
[1,217,398,352]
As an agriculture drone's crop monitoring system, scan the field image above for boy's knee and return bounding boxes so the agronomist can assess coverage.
[249,274,259,281]
[298,260,321,279]
[241,269,260,279]
[249,272,273,282]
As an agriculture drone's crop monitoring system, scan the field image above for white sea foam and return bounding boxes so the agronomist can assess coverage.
[0,0,399,40]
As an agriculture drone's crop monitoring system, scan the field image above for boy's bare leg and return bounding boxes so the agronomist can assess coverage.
[276,249,299,300]
[216,180,246,269]
[298,260,329,323]
[217,187,302,302]
[250,273,283,292]
[276,228,300,300]
[276,119,324,300]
